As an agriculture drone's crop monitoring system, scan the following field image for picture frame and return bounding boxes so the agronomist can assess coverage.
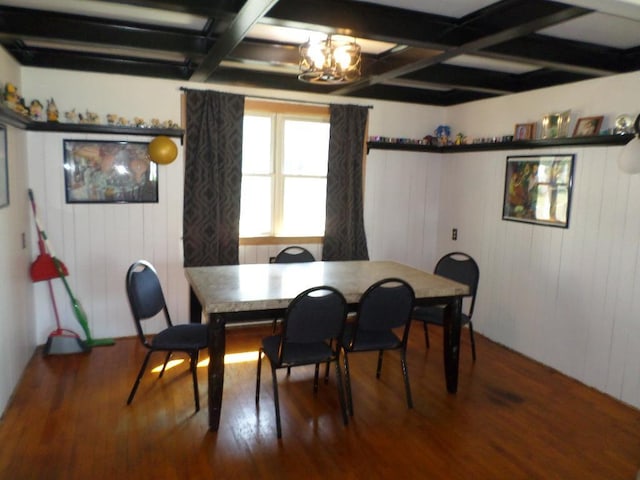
[541,110,571,139]
[502,154,575,228]
[514,123,536,140]
[573,116,604,137]
[0,125,8,209]
[63,139,158,203]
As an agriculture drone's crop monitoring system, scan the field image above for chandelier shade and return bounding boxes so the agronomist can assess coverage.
[298,35,361,84]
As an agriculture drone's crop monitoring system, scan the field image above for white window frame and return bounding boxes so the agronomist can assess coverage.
[241,100,330,242]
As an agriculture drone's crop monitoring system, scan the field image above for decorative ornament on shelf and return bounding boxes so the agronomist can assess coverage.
[46,98,59,122]
[64,109,77,123]
[148,136,178,165]
[29,100,44,121]
[617,114,640,174]
[614,114,634,135]
[434,125,451,146]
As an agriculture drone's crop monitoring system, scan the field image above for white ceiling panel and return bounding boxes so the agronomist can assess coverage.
[445,54,540,74]
[540,12,640,49]
[0,0,208,30]
[361,0,498,18]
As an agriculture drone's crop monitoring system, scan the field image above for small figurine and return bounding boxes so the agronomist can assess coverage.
[79,110,99,124]
[46,98,59,122]
[134,117,145,127]
[64,109,77,123]
[29,99,44,120]
[455,132,466,145]
[150,118,161,128]
[116,117,128,127]
[434,125,451,146]
[3,83,19,106]
[106,113,117,125]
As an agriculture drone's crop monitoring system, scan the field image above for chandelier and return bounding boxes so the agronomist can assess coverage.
[298,35,361,84]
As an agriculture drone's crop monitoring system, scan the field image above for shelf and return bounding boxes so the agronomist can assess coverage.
[367,134,635,154]
[0,103,184,138]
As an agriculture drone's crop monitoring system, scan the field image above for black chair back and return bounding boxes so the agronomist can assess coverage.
[435,252,480,317]
[357,278,415,333]
[126,261,172,345]
[279,286,348,363]
[273,246,315,263]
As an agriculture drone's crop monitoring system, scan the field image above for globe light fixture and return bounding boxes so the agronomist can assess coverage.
[299,35,361,84]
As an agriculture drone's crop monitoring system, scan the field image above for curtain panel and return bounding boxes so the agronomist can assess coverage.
[322,104,370,261]
[183,89,245,267]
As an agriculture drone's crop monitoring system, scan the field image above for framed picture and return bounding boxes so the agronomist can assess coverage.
[0,125,7,209]
[63,139,158,203]
[541,110,571,139]
[573,116,603,137]
[502,154,575,228]
[514,123,536,140]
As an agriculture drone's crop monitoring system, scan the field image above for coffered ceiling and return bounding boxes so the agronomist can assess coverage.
[0,0,639,105]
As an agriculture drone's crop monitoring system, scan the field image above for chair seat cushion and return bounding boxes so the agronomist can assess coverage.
[262,335,334,366]
[413,306,470,326]
[343,325,401,352]
[151,324,209,350]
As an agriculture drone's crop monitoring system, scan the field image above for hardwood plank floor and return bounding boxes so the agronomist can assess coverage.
[1,322,639,479]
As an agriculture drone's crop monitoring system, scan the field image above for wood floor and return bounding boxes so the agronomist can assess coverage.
[1,322,639,479]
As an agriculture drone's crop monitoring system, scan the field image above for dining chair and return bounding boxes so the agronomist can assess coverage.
[271,245,315,264]
[255,285,349,438]
[412,252,480,361]
[271,245,316,337]
[342,278,415,416]
[125,260,209,412]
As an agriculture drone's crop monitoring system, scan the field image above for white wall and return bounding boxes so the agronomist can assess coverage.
[0,49,35,414]
[436,72,640,408]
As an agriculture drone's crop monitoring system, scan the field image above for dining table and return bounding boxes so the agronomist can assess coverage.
[185,260,469,431]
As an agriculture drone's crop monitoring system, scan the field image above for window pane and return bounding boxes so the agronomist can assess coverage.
[283,120,329,176]
[281,177,326,235]
[243,116,272,174]
[240,176,272,236]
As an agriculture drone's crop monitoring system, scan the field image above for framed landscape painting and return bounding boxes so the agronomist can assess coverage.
[63,139,158,203]
[502,154,575,228]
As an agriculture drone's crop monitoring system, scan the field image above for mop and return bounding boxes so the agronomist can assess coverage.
[28,189,88,354]
[28,189,115,350]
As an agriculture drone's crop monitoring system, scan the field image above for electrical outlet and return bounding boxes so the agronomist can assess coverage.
[452,228,458,240]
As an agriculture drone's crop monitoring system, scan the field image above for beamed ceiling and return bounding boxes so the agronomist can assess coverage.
[1,0,640,105]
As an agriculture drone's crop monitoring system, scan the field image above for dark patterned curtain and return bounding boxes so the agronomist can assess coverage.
[183,89,245,267]
[322,104,369,261]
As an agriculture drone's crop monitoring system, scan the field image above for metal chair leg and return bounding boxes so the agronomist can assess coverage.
[469,322,477,361]
[255,349,263,403]
[159,351,172,378]
[127,351,152,405]
[400,349,413,408]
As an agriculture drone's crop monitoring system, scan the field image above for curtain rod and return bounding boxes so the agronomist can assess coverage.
[179,86,373,110]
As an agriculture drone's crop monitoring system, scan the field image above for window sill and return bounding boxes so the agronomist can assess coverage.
[240,236,323,246]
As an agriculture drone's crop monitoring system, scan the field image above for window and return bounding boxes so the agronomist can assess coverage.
[240,101,330,238]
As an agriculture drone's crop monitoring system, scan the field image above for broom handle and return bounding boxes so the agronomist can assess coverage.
[27,189,94,342]
[27,189,48,256]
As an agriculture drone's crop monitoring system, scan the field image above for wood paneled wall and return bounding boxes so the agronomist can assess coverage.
[434,145,640,408]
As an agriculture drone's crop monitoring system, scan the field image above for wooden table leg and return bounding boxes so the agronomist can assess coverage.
[443,297,462,393]
[208,314,226,430]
